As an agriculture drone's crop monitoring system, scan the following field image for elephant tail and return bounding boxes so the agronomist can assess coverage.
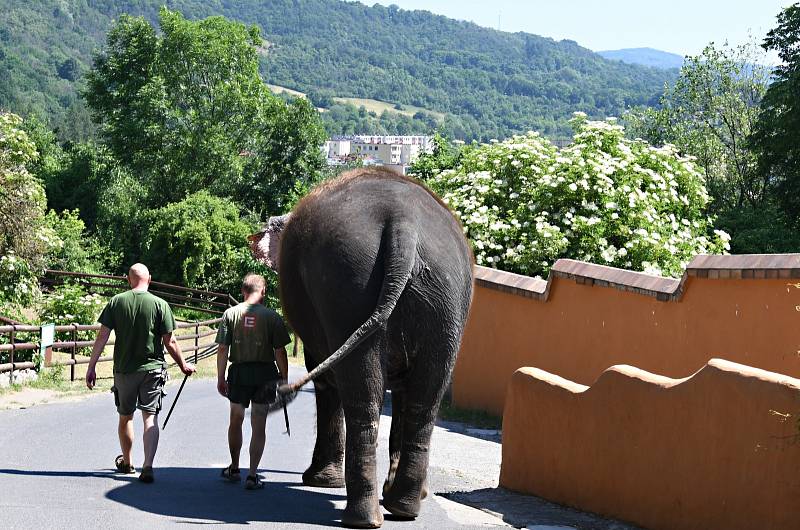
[278,222,418,395]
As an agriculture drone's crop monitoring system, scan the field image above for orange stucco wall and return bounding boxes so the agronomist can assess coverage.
[500,360,800,530]
[453,276,800,415]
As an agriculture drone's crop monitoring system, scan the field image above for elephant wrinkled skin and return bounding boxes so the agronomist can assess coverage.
[250,168,474,528]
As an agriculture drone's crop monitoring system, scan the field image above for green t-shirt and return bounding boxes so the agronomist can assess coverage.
[98,290,176,374]
[215,303,290,370]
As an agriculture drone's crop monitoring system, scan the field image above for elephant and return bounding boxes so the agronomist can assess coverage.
[249,167,474,528]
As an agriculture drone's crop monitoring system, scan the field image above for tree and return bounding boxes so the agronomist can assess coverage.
[429,114,729,279]
[407,132,463,181]
[84,8,325,213]
[625,41,770,213]
[140,191,258,293]
[751,3,800,223]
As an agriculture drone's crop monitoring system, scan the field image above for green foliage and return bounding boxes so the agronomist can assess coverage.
[84,7,325,213]
[751,3,800,223]
[225,96,326,215]
[714,202,800,254]
[408,133,463,181]
[95,171,148,268]
[40,141,120,229]
[319,102,436,137]
[625,41,770,213]
[140,191,256,293]
[430,114,729,279]
[44,210,120,274]
[1,0,673,143]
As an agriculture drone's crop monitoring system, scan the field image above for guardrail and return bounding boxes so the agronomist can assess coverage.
[0,318,221,382]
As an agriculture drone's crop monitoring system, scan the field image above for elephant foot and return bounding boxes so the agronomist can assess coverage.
[303,464,345,488]
[382,478,427,519]
[341,503,383,528]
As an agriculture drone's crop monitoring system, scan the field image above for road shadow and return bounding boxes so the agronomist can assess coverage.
[441,487,641,529]
[0,468,136,482]
[104,467,345,525]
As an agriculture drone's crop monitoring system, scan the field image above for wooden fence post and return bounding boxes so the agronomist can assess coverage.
[194,322,199,364]
[70,325,77,382]
[9,326,15,385]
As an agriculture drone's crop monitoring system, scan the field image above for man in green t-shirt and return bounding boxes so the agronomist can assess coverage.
[86,263,195,484]
[216,273,290,490]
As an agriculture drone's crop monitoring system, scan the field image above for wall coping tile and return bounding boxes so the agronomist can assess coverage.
[473,254,800,302]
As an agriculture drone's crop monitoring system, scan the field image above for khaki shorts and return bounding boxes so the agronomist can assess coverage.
[112,369,167,416]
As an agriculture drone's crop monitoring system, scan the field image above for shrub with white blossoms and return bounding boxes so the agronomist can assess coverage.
[39,284,107,352]
[428,113,730,278]
[0,252,39,307]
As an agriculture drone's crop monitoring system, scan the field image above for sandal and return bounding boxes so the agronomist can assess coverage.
[138,466,154,484]
[221,465,241,483]
[245,474,264,490]
[114,455,135,474]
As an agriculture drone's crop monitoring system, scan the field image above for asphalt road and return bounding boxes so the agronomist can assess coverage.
[0,366,509,529]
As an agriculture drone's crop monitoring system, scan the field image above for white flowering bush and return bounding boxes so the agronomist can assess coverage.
[429,113,730,278]
[0,252,39,307]
[39,284,106,352]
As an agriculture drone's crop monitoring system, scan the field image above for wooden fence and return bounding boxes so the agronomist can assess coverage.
[41,269,238,316]
[0,318,221,382]
[0,270,238,383]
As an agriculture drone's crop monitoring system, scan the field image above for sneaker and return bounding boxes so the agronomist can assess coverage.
[245,474,264,490]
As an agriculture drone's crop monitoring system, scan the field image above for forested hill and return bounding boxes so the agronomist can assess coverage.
[0,0,676,140]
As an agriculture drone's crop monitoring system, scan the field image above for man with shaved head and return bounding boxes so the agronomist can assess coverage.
[87,263,195,483]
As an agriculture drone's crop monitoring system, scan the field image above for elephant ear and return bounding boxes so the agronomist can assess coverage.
[248,214,291,271]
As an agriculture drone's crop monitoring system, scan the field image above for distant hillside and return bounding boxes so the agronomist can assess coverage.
[597,48,684,70]
[0,0,676,140]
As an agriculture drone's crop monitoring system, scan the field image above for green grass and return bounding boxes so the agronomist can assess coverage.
[332,96,444,120]
[437,397,502,430]
[265,84,444,120]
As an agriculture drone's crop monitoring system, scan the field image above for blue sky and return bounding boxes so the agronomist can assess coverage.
[370,0,793,60]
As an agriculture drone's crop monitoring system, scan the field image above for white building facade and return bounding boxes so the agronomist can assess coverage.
[325,135,433,173]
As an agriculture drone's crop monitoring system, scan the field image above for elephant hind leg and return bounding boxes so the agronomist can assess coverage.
[303,372,345,488]
[382,333,459,518]
[337,336,386,529]
[383,388,404,496]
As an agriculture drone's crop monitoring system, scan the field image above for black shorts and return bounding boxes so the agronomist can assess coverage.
[227,382,277,408]
[227,362,279,408]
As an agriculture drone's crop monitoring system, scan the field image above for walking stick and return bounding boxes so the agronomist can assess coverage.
[281,394,291,436]
[162,373,190,430]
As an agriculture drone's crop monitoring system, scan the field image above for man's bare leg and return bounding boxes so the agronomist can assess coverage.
[142,411,159,468]
[229,403,245,470]
[118,414,134,466]
[249,403,268,478]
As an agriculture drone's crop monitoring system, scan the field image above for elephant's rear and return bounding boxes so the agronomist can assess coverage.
[278,168,473,363]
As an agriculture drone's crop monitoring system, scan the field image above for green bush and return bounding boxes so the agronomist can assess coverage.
[141,191,258,294]
[44,209,120,274]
